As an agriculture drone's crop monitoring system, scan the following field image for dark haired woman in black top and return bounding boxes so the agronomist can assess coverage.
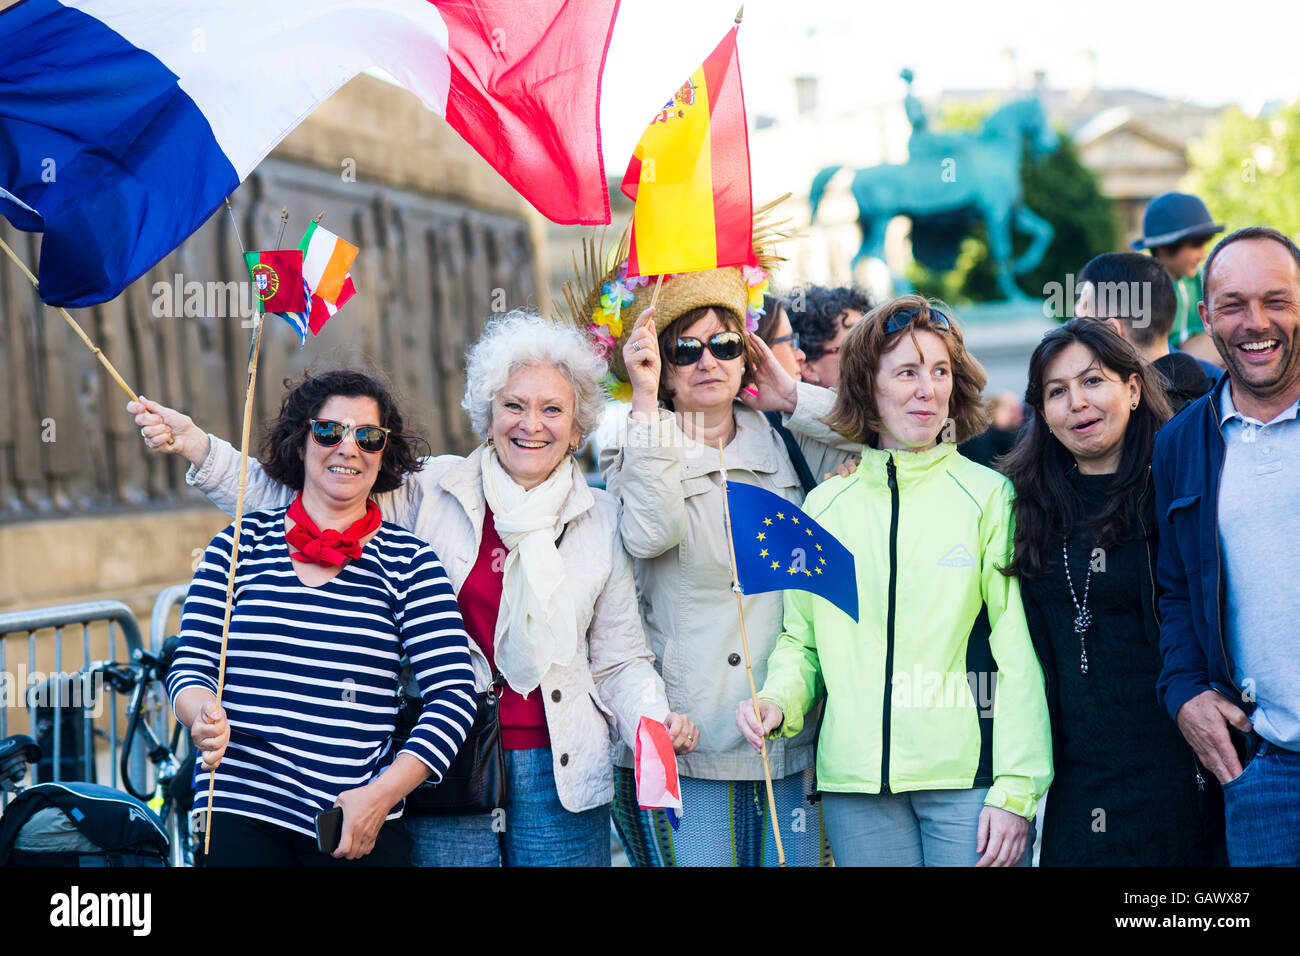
[1000,319,1221,866]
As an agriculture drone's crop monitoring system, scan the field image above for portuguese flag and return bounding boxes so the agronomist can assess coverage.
[620,25,753,278]
[243,249,306,313]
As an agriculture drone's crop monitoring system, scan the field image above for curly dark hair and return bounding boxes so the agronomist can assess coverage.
[999,320,1172,579]
[785,284,874,360]
[259,369,428,495]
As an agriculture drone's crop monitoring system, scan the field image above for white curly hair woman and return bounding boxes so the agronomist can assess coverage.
[129,309,698,867]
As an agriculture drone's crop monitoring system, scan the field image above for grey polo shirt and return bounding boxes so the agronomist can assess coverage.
[1218,381,1300,750]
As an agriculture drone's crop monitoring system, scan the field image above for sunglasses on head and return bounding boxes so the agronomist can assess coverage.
[667,330,746,366]
[309,418,390,453]
[884,307,953,335]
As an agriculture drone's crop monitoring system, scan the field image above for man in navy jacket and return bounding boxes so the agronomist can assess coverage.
[1154,226,1300,866]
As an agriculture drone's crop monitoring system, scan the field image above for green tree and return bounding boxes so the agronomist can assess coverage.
[1186,99,1300,239]
[908,115,1118,307]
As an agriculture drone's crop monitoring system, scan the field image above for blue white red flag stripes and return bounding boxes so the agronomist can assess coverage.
[0,0,616,307]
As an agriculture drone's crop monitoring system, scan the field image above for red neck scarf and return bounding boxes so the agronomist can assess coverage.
[285,494,382,567]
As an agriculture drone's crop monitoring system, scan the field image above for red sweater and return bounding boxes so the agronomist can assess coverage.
[456,506,550,750]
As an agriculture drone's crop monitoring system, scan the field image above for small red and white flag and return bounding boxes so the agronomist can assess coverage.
[635,716,682,826]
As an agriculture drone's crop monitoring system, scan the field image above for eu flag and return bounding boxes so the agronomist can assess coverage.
[726,481,858,622]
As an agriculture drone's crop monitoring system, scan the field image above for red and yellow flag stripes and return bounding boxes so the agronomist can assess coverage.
[620,25,752,278]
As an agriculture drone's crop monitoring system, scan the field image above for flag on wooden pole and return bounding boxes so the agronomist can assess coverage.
[243,250,307,315]
[620,23,752,278]
[299,222,358,335]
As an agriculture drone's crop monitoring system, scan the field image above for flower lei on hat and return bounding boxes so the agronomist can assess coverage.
[560,197,793,402]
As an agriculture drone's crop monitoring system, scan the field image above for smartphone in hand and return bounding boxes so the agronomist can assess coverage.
[315,807,343,854]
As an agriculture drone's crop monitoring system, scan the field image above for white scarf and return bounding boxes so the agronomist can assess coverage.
[480,448,580,695]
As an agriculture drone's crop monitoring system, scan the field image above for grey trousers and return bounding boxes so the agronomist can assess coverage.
[821,788,1035,867]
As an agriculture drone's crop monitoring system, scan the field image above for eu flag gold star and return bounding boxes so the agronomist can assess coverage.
[787,565,798,575]
[815,567,823,574]
[759,549,769,558]
[771,561,781,570]
[776,512,785,520]
[803,569,812,577]
[806,528,813,536]
[763,518,772,526]
[756,532,766,541]
[819,557,826,565]
[791,516,799,524]
[815,543,823,551]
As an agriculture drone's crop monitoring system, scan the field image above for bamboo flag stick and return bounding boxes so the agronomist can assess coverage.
[0,235,139,403]
[648,273,665,311]
[717,437,787,867]
[202,206,285,854]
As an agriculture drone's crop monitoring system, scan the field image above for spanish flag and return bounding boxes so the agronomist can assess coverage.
[621,25,752,278]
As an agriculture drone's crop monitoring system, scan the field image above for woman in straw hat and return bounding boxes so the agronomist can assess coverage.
[130,312,697,867]
[583,231,859,866]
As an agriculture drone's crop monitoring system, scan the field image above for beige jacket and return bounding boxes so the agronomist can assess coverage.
[188,439,671,812]
[599,389,858,780]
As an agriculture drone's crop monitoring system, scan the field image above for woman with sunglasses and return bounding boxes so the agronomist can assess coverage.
[165,370,477,865]
[600,267,859,867]
[736,295,1053,866]
[133,312,694,867]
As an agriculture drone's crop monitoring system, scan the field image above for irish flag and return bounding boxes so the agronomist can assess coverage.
[300,222,358,335]
[620,25,753,278]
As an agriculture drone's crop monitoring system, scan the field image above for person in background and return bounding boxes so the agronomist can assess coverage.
[1076,251,1216,413]
[958,390,1025,469]
[1155,226,1300,866]
[756,292,806,381]
[786,284,873,388]
[1000,321,1221,865]
[1131,191,1224,368]
[756,292,820,492]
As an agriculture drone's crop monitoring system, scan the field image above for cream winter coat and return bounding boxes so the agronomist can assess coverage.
[599,390,858,780]
[188,439,671,812]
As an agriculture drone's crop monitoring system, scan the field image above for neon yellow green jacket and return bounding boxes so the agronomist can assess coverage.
[758,442,1053,818]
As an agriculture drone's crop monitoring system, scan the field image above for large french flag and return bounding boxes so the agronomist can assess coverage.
[0,0,617,308]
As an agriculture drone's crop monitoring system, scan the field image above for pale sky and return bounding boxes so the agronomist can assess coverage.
[601,0,1299,165]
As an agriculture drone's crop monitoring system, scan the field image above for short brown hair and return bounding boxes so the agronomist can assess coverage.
[656,305,756,407]
[823,294,991,445]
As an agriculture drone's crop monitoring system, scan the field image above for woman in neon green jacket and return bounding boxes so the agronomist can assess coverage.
[737,295,1053,866]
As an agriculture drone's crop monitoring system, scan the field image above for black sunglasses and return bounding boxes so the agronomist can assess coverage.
[309,418,390,453]
[667,330,746,366]
[884,307,953,335]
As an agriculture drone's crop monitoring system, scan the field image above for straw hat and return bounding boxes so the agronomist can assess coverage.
[560,197,792,400]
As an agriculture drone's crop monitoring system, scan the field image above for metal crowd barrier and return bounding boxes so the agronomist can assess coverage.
[0,588,190,811]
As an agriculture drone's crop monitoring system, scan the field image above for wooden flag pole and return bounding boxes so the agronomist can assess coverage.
[717,437,786,866]
[202,206,286,854]
[0,235,139,403]
[648,273,665,311]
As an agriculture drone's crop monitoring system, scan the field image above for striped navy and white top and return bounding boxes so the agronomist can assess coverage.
[167,507,477,839]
